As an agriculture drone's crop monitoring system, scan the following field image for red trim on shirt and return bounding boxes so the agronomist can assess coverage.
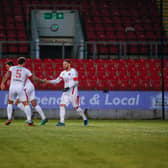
[24,88,29,101]
[72,87,75,95]
[73,77,78,81]
[59,76,63,80]
[76,96,79,106]
[28,74,33,79]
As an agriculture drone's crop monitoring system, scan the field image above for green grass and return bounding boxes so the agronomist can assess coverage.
[0,119,168,168]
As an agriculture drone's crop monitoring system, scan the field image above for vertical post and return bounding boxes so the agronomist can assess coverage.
[93,42,97,60]
[62,42,65,59]
[84,42,88,59]
[0,42,2,59]
[160,0,165,120]
[35,39,40,59]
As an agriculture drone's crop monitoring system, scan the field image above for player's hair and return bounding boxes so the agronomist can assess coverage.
[64,59,71,64]
[18,57,26,65]
[6,60,14,66]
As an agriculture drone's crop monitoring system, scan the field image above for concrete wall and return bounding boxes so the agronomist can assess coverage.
[0,109,167,120]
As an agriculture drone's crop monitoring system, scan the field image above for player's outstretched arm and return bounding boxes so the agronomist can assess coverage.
[48,77,62,84]
[32,75,46,83]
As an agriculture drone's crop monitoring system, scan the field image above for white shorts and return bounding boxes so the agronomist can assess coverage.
[8,85,28,102]
[60,86,80,108]
[15,83,36,102]
[24,83,36,102]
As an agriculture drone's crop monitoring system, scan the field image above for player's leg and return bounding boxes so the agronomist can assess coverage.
[56,104,66,126]
[5,100,13,125]
[28,87,47,125]
[72,90,88,126]
[31,99,48,125]
[15,98,25,111]
[20,89,33,126]
[5,89,15,125]
[56,93,69,126]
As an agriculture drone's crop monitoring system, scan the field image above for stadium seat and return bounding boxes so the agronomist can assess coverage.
[118,72,129,80]
[140,80,151,90]
[25,63,33,71]
[106,64,117,73]
[78,80,89,90]
[86,80,97,90]
[129,80,140,90]
[151,80,161,90]
[97,71,108,80]
[107,72,118,80]
[96,63,106,72]
[129,72,139,80]
[118,80,129,90]
[87,72,97,80]
[96,80,109,90]
[108,80,118,90]
[75,63,85,72]
[149,72,161,80]
[34,63,43,72]
[44,63,54,72]
[86,64,96,72]
[138,71,150,80]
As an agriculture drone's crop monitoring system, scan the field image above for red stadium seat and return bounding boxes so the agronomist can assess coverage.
[140,80,151,90]
[87,80,97,90]
[33,59,43,64]
[118,80,129,90]
[75,63,85,72]
[108,72,118,80]
[106,64,117,73]
[87,72,97,80]
[96,80,109,90]
[45,71,56,80]
[97,71,108,80]
[96,63,106,72]
[151,80,161,90]
[44,63,54,72]
[78,80,89,90]
[129,72,139,80]
[118,72,129,80]
[108,80,118,90]
[86,64,96,72]
[149,72,161,80]
[78,71,87,80]
[34,63,43,72]
[129,80,140,90]
[138,71,150,80]
[25,63,33,71]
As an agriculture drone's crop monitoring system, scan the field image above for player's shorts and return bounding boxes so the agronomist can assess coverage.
[8,85,28,102]
[24,84,36,102]
[60,86,80,108]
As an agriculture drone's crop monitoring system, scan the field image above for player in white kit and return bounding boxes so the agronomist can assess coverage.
[1,57,45,126]
[45,59,88,126]
[15,78,48,126]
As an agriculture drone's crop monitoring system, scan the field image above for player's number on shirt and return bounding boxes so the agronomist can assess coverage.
[16,69,22,78]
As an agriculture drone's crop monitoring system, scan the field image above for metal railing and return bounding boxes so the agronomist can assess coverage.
[0,41,168,59]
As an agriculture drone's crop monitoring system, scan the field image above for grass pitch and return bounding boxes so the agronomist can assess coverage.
[0,119,168,168]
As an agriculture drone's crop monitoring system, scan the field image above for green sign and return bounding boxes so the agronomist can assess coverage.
[44,12,64,19]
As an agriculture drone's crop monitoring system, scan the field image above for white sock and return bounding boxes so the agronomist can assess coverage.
[60,106,66,123]
[24,105,32,122]
[76,107,87,120]
[34,105,46,120]
[17,103,25,112]
[7,104,13,120]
